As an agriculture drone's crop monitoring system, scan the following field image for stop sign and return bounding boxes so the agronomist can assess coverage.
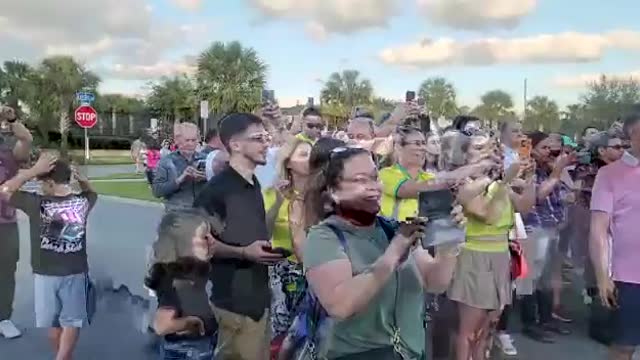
[74,105,98,129]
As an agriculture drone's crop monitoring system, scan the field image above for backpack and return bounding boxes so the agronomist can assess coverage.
[278,217,396,360]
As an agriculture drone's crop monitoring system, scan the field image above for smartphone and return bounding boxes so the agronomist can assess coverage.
[262,89,275,104]
[419,189,466,248]
[307,97,314,107]
[405,91,416,102]
[264,246,293,258]
[518,138,532,159]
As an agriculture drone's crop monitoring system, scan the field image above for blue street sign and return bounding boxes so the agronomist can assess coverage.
[76,92,95,104]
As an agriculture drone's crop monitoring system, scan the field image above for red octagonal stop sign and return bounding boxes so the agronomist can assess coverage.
[74,105,98,129]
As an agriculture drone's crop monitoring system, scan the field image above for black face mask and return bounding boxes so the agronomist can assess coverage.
[335,198,380,226]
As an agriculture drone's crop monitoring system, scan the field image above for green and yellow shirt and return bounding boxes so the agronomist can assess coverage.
[379,164,435,221]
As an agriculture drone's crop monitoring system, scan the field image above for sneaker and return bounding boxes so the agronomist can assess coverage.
[542,321,571,335]
[495,333,518,356]
[0,320,22,339]
[523,325,555,344]
[552,311,573,323]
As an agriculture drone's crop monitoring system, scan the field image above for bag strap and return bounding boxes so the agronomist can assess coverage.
[325,223,350,258]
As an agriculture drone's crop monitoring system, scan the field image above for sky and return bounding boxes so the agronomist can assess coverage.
[1,0,639,110]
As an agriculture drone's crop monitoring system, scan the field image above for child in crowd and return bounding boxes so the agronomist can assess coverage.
[0,153,97,360]
[145,210,221,360]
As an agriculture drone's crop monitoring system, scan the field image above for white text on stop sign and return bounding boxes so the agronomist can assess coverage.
[76,113,96,121]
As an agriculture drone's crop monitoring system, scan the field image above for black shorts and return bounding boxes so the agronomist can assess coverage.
[612,281,640,346]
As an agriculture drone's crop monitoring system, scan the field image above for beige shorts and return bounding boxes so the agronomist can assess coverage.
[448,248,512,310]
[212,305,271,360]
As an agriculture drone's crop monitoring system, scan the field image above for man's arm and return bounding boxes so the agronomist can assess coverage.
[10,122,33,162]
[589,211,610,287]
[152,157,180,199]
[1,154,56,196]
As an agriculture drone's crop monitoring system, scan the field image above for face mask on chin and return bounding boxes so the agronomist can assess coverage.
[334,197,380,226]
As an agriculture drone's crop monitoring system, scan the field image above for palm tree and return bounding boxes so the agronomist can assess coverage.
[473,90,515,127]
[95,94,145,135]
[524,96,560,132]
[0,61,34,115]
[147,75,196,124]
[28,56,100,150]
[196,41,267,117]
[418,77,458,119]
[320,70,374,121]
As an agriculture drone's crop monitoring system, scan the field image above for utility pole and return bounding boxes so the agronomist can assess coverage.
[523,78,528,123]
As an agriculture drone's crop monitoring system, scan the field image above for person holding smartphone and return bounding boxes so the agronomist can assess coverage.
[0,105,32,340]
[442,130,535,360]
[300,146,466,359]
[262,137,312,349]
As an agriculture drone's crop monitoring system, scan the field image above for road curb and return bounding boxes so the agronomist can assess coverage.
[98,195,164,208]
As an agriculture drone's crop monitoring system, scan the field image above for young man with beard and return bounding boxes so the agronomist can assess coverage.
[0,106,32,339]
[194,113,285,360]
[590,113,640,360]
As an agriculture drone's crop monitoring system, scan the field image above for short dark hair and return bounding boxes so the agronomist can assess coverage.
[204,129,218,143]
[309,137,346,172]
[37,160,71,184]
[302,107,322,118]
[452,115,482,131]
[218,113,263,151]
[582,126,599,136]
[526,131,549,149]
[622,112,640,138]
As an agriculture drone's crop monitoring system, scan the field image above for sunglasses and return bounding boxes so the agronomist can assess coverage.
[245,132,272,144]
[306,123,324,130]
[608,144,628,150]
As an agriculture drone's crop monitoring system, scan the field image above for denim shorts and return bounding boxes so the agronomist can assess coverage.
[161,337,216,360]
[34,272,92,328]
[612,282,640,346]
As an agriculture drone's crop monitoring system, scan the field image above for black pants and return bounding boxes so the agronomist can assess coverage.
[521,290,553,327]
[497,290,516,331]
[0,223,19,321]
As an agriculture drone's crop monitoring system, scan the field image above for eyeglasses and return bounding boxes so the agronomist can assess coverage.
[403,140,428,147]
[306,123,324,130]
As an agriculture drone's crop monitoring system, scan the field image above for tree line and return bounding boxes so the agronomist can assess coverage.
[2,40,639,149]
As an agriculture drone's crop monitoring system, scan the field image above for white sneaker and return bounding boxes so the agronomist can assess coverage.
[0,320,22,339]
[496,332,518,356]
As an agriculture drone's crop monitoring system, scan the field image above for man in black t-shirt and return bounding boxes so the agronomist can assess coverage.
[1,154,97,360]
[195,113,285,360]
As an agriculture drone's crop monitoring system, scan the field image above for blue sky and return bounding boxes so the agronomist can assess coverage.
[3,0,639,110]
[154,0,640,109]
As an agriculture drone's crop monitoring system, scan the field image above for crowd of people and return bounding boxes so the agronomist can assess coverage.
[0,101,639,360]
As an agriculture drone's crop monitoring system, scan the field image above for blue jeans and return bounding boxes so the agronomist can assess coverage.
[160,337,216,360]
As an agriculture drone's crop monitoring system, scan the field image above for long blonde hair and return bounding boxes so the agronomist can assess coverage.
[274,137,308,198]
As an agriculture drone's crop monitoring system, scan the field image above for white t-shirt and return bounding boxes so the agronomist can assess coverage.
[255,147,279,188]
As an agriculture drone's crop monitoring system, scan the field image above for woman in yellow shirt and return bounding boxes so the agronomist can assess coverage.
[263,137,312,342]
[442,130,536,360]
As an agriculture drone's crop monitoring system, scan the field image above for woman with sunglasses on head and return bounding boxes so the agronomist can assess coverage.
[441,130,535,360]
[145,210,220,360]
[301,146,466,360]
[263,137,313,349]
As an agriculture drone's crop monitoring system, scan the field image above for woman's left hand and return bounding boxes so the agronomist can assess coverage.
[450,204,467,228]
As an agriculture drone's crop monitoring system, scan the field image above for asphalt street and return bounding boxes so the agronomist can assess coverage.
[0,194,622,360]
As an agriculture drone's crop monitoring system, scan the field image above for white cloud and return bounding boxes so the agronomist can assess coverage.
[552,70,640,89]
[417,0,537,30]
[170,0,203,11]
[305,22,328,42]
[379,30,640,68]
[248,0,397,39]
[0,0,213,82]
[105,61,197,80]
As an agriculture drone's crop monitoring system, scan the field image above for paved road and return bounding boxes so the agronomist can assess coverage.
[0,195,621,359]
[80,164,137,178]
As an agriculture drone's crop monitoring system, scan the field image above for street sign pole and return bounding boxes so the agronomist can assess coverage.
[85,128,90,161]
